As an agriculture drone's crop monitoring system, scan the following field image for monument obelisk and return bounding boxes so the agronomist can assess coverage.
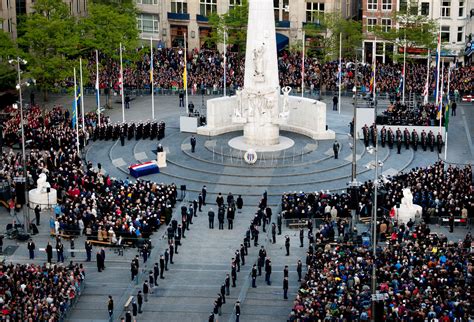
[240,0,280,146]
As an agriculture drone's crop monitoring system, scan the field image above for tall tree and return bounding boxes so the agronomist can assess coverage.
[0,31,20,91]
[18,0,79,99]
[374,0,438,60]
[303,13,362,62]
[206,0,248,52]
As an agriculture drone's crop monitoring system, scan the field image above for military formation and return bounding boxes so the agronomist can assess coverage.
[362,123,443,154]
[92,121,166,143]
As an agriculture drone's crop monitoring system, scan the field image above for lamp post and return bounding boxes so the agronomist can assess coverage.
[10,57,31,233]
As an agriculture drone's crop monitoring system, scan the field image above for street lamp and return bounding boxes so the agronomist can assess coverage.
[9,57,33,233]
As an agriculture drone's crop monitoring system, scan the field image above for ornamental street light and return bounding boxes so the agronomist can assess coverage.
[9,57,34,233]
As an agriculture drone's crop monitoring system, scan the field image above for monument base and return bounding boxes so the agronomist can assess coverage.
[29,188,57,208]
[393,205,422,224]
[228,136,295,152]
[243,122,280,146]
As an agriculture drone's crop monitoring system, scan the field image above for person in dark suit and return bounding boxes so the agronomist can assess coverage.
[208,208,215,229]
[46,242,53,263]
[27,239,35,259]
[283,277,289,299]
[333,140,340,159]
[190,135,196,153]
[97,251,104,272]
[235,301,241,322]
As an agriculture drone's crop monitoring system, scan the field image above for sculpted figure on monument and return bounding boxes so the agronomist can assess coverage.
[279,86,291,119]
[36,173,51,193]
[235,87,243,118]
[401,188,414,208]
[253,44,265,79]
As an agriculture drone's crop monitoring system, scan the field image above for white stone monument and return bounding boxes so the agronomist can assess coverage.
[392,188,422,224]
[196,0,335,146]
[29,173,57,208]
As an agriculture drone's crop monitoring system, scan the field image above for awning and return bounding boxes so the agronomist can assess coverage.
[276,33,289,51]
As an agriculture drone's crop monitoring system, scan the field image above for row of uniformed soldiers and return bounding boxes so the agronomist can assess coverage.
[92,121,165,142]
[362,124,443,153]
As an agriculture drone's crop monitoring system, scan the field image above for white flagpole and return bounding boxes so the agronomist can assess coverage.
[223,30,227,97]
[184,33,188,114]
[338,31,342,114]
[372,38,376,101]
[435,7,442,106]
[402,37,407,104]
[423,49,430,105]
[79,58,85,132]
[120,42,125,123]
[96,50,101,127]
[438,58,444,133]
[444,64,451,160]
[74,68,79,154]
[301,31,305,98]
[150,38,155,120]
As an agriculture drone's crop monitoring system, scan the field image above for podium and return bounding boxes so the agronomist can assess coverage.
[157,152,167,168]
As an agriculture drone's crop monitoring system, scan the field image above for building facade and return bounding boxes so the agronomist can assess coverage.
[361,0,474,64]
[0,0,87,39]
[137,0,359,50]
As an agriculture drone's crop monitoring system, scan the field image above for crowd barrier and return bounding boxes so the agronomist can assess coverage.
[58,280,85,322]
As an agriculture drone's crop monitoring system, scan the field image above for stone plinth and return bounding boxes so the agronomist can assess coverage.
[29,188,57,208]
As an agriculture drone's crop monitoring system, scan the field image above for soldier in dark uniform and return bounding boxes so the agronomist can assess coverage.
[362,124,369,147]
[412,129,419,151]
[428,130,435,152]
[380,126,387,148]
[437,132,443,153]
[370,123,377,147]
[403,128,410,149]
[93,125,99,141]
[128,123,135,140]
[396,135,402,154]
[106,123,113,140]
[387,128,394,149]
[143,121,150,139]
[99,124,106,140]
[151,122,158,140]
[113,124,120,140]
[120,128,125,146]
[158,121,165,140]
[421,130,427,151]
[136,122,143,140]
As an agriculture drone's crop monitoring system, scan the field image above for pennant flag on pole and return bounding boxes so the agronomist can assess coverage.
[397,66,404,93]
[183,64,187,89]
[72,86,81,129]
[434,32,441,103]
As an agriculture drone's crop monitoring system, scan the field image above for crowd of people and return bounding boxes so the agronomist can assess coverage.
[281,161,473,223]
[0,262,85,320]
[289,222,472,321]
[380,101,452,127]
[83,47,473,97]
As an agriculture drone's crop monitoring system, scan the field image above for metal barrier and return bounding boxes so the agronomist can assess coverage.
[58,280,85,322]
[439,216,469,227]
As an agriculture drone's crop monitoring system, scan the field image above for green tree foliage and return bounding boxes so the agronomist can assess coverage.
[0,30,20,90]
[206,0,248,52]
[18,0,79,98]
[374,0,438,60]
[303,13,362,62]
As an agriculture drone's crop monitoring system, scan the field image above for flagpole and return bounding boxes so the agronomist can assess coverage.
[372,38,376,101]
[74,67,79,155]
[120,42,125,123]
[184,33,188,114]
[435,9,442,106]
[338,31,342,114]
[150,38,155,120]
[301,31,305,98]
[402,37,407,104]
[96,50,101,127]
[444,64,451,160]
[223,30,227,97]
[423,49,430,105]
[79,58,85,133]
[438,57,444,133]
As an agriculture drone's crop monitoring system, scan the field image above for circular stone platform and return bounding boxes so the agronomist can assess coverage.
[228,136,295,152]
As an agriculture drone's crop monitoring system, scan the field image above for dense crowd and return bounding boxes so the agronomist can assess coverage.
[0,262,85,320]
[83,48,473,96]
[281,161,473,222]
[0,104,175,243]
[289,223,472,321]
[380,102,447,126]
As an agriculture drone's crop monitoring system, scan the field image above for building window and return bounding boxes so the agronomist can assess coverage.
[171,0,187,13]
[459,1,464,17]
[420,2,429,15]
[137,0,158,4]
[229,0,241,9]
[457,26,463,42]
[381,18,391,32]
[382,0,392,11]
[137,13,159,34]
[273,0,289,22]
[367,18,377,32]
[441,0,450,17]
[200,0,217,16]
[306,2,324,24]
[367,0,377,11]
[441,26,450,42]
